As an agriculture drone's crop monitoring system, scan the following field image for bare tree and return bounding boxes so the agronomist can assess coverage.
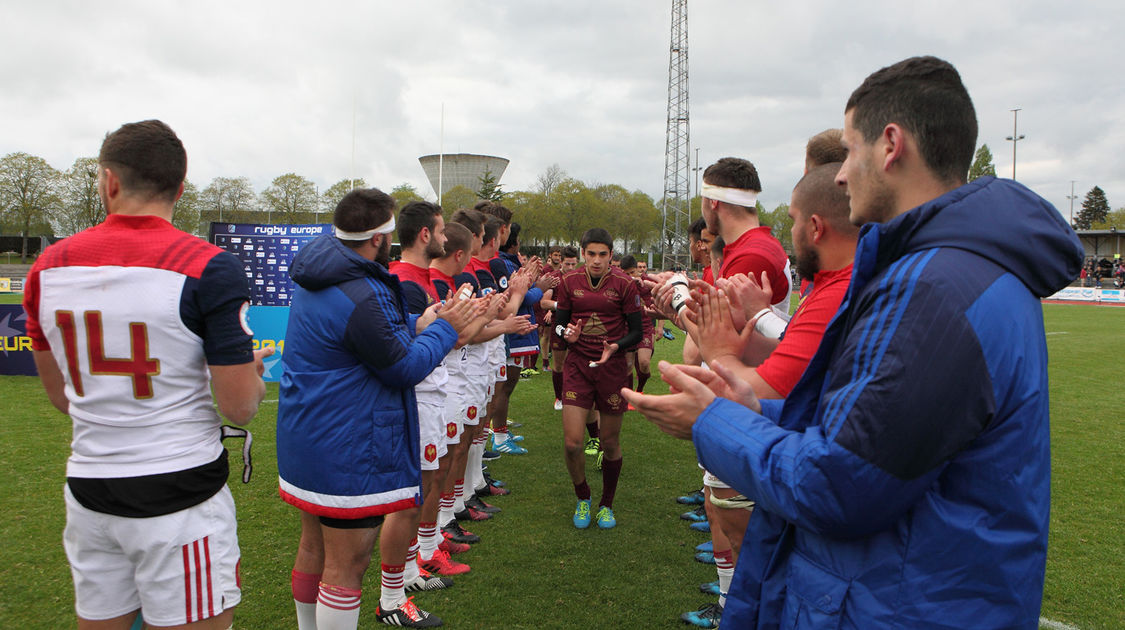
[0,152,60,261]
[57,157,104,235]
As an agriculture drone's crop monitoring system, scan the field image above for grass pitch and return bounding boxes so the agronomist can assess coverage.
[1,303,1122,628]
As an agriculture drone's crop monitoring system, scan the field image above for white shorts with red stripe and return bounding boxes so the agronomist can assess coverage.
[63,484,241,625]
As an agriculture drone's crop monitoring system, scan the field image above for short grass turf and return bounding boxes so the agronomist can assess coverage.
[1,304,1121,629]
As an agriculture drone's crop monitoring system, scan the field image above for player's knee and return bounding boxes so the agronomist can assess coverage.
[563,438,584,456]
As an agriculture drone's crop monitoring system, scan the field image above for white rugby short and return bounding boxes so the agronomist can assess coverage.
[418,401,448,471]
[443,370,469,445]
[463,372,487,426]
[64,484,241,626]
[702,468,732,490]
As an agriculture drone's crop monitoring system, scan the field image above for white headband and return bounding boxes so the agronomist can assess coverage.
[702,183,759,208]
[334,217,396,241]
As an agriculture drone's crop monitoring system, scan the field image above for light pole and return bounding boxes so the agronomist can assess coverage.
[1005,108,1025,180]
[1066,180,1077,227]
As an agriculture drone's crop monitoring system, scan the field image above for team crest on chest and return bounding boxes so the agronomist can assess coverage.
[424,444,437,462]
[606,289,619,299]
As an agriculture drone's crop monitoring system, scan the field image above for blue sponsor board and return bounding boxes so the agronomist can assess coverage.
[0,304,38,376]
[209,223,330,306]
[247,306,289,383]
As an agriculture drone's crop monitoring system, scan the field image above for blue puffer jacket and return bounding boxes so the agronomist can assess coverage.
[694,177,1083,629]
[277,234,457,518]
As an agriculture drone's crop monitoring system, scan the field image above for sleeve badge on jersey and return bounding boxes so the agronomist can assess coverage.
[635,295,642,307]
[499,276,509,289]
[238,301,254,336]
[424,444,437,462]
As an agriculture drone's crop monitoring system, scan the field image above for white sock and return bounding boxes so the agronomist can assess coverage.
[295,600,317,630]
[316,584,361,630]
[403,538,420,583]
[452,477,467,514]
[419,522,441,561]
[379,563,406,611]
[716,552,735,609]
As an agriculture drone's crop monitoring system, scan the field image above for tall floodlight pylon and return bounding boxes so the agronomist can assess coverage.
[660,0,691,271]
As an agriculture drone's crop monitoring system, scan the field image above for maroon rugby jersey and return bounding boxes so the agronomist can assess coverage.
[556,267,641,359]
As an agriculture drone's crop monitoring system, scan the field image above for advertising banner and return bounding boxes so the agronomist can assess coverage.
[209,223,331,306]
[0,304,37,376]
[247,306,289,383]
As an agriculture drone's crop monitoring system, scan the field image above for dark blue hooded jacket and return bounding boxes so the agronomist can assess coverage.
[276,234,456,518]
[694,177,1083,629]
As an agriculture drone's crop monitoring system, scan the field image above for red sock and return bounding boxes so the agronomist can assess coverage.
[599,456,623,509]
[552,371,563,399]
[574,480,591,500]
[291,570,320,603]
[586,422,600,440]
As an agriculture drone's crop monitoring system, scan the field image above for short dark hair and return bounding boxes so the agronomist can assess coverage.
[397,201,442,249]
[846,56,977,183]
[580,228,613,250]
[703,157,761,194]
[98,120,186,202]
[805,129,847,170]
[548,245,562,256]
[711,236,725,264]
[619,254,638,270]
[482,216,504,246]
[442,222,473,258]
[793,162,858,237]
[502,222,521,251]
[474,200,513,223]
[689,217,707,241]
[334,188,395,249]
[561,245,579,260]
[450,208,484,236]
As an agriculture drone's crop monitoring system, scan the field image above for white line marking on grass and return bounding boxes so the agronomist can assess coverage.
[1045,332,1069,336]
[262,399,278,404]
[1040,617,1081,630]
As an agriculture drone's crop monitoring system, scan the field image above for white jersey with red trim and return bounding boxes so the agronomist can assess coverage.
[24,214,253,480]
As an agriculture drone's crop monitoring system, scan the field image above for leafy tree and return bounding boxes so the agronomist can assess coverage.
[760,203,794,255]
[0,152,60,261]
[321,178,366,221]
[1092,208,1125,230]
[967,144,997,181]
[172,179,202,236]
[56,157,104,236]
[262,173,317,224]
[442,185,479,213]
[1074,186,1110,230]
[477,169,505,201]
[391,183,424,209]
[201,176,257,224]
[554,179,599,244]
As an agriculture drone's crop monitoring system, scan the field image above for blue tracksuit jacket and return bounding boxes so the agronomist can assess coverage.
[694,177,1083,629]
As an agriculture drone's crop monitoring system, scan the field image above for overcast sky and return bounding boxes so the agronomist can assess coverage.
[2,1,1121,223]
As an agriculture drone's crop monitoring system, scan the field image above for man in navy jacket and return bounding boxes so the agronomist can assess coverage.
[625,56,1083,629]
[278,188,477,629]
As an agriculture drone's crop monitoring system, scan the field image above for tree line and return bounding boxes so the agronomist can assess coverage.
[0,153,804,264]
